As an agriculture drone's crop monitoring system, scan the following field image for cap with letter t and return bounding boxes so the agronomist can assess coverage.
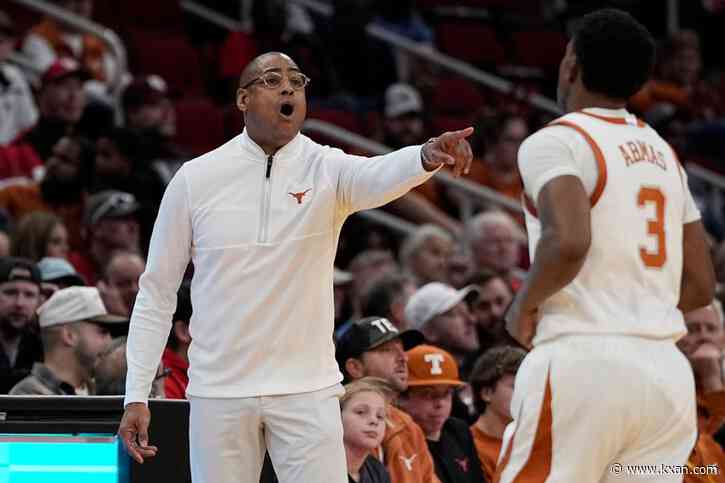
[335,316,424,367]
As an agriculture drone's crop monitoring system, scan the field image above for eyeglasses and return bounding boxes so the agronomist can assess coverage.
[241,71,310,91]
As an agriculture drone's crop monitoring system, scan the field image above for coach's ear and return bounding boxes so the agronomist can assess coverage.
[345,358,365,380]
[236,88,249,113]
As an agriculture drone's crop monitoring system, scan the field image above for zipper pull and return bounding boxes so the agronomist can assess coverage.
[266,155,273,178]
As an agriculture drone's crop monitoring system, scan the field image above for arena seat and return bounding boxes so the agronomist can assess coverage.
[436,22,506,65]
[430,77,486,116]
[127,30,206,97]
[511,31,568,70]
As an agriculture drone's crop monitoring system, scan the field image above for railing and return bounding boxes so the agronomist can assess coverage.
[302,119,523,215]
[686,163,725,192]
[288,0,562,115]
[179,0,245,32]
[10,0,128,99]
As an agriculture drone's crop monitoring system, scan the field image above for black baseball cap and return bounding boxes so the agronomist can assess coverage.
[84,190,140,226]
[0,257,42,285]
[335,316,424,367]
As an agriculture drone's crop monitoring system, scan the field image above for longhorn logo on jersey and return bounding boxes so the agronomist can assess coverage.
[289,188,312,204]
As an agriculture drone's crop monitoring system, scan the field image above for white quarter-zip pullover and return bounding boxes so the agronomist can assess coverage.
[125,130,436,405]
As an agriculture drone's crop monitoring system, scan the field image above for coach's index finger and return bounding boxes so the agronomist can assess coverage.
[438,126,474,146]
[119,427,145,464]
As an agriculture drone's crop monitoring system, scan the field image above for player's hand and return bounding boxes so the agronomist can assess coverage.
[504,298,538,350]
[422,127,474,177]
[118,402,158,464]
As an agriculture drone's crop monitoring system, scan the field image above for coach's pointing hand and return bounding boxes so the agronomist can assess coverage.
[421,126,475,177]
[118,402,158,464]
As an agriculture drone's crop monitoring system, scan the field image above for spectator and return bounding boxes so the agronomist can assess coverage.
[95,336,166,398]
[162,283,191,400]
[341,378,394,483]
[631,30,723,122]
[381,84,462,236]
[382,84,426,150]
[99,251,145,318]
[120,75,187,185]
[0,133,95,250]
[361,273,417,330]
[22,0,120,92]
[404,282,479,368]
[335,316,441,483]
[68,190,141,284]
[0,10,38,145]
[93,126,166,250]
[464,211,526,290]
[469,346,526,482]
[94,335,127,395]
[10,211,70,262]
[678,302,725,483]
[400,225,454,286]
[0,257,43,394]
[467,113,530,203]
[346,249,398,321]
[398,344,485,483]
[465,270,514,354]
[17,58,90,162]
[9,285,124,395]
[122,75,176,138]
[37,256,85,302]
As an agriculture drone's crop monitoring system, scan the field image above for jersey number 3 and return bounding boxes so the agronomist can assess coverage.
[638,186,667,268]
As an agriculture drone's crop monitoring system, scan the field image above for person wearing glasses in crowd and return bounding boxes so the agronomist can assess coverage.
[118,51,475,483]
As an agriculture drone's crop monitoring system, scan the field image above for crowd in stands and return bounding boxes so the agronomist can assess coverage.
[1,0,725,481]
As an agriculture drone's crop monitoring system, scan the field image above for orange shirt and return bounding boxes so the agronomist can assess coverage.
[467,160,523,202]
[377,405,441,483]
[686,390,725,483]
[470,422,502,482]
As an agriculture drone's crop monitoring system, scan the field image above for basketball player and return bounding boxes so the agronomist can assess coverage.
[501,9,715,482]
[116,51,474,483]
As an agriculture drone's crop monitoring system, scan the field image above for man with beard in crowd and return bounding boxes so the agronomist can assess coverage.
[465,269,514,355]
[10,286,124,395]
[0,257,43,393]
[0,134,95,250]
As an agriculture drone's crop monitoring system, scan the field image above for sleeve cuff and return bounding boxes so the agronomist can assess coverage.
[528,167,582,205]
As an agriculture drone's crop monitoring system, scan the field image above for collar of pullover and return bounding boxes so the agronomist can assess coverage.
[238,128,303,164]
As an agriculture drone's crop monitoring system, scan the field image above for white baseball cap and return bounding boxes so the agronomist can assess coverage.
[37,286,128,329]
[404,282,479,331]
[385,83,423,119]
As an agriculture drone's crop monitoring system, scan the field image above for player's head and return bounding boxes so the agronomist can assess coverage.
[557,8,656,112]
[236,52,308,152]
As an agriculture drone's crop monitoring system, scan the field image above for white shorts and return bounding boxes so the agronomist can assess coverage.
[189,384,347,483]
[495,335,697,482]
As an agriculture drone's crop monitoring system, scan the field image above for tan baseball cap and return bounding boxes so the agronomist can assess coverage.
[406,344,465,387]
[37,286,128,328]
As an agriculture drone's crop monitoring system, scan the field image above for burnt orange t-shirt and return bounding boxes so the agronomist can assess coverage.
[470,423,502,482]
[686,390,725,483]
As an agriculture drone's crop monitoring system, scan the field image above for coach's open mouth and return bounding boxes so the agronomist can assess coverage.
[280,103,294,117]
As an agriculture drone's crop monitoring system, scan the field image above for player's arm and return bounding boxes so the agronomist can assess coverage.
[507,177,591,329]
[678,220,715,313]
